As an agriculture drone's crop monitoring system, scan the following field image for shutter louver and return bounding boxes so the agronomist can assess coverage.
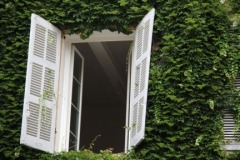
[223,110,240,150]
[20,14,61,153]
[26,102,40,137]
[223,110,240,139]
[223,76,240,150]
[128,9,155,148]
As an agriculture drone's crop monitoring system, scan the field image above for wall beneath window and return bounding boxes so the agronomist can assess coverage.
[0,0,239,159]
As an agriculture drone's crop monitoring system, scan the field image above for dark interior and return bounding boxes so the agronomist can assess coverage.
[74,41,131,152]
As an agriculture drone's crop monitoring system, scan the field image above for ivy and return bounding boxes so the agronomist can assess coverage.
[0,0,240,159]
[39,149,140,160]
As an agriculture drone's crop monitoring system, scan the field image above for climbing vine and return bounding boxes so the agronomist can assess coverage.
[0,0,239,159]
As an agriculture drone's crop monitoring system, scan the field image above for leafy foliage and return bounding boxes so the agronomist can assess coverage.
[39,149,140,160]
[0,0,239,159]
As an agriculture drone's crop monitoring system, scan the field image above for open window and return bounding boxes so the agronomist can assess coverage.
[20,9,155,153]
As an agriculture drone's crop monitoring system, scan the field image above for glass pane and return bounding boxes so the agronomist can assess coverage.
[72,79,80,107]
[70,104,79,135]
[69,132,77,151]
[73,52,82,82]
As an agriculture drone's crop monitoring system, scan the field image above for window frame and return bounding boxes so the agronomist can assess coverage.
[55,30,136,152]
[68,45,84,151]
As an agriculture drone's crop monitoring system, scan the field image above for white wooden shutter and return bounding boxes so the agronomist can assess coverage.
[20,14,61,153]
[222,76,240,150]
[128,8,155,148]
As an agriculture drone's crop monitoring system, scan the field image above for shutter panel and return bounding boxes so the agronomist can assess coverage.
[128,8,155,148]
[20,14,61,153]
[222,76,240,150]
[223,110,240,150]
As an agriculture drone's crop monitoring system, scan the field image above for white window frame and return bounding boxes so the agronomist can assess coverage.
[68,45,84,151]
[54,30,136,152]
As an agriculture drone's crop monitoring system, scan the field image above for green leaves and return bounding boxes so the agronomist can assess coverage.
[163,34,175,41]
[167,95,185,103]
[195,134,206,147]
[39,149,138,160]
[139,0,238,159]
[0,0,238,159]
[208,99,215,110]
[118,0,128,6]
[131,7,140,13]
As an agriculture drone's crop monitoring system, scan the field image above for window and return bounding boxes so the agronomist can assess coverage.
[20,9,155,153]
